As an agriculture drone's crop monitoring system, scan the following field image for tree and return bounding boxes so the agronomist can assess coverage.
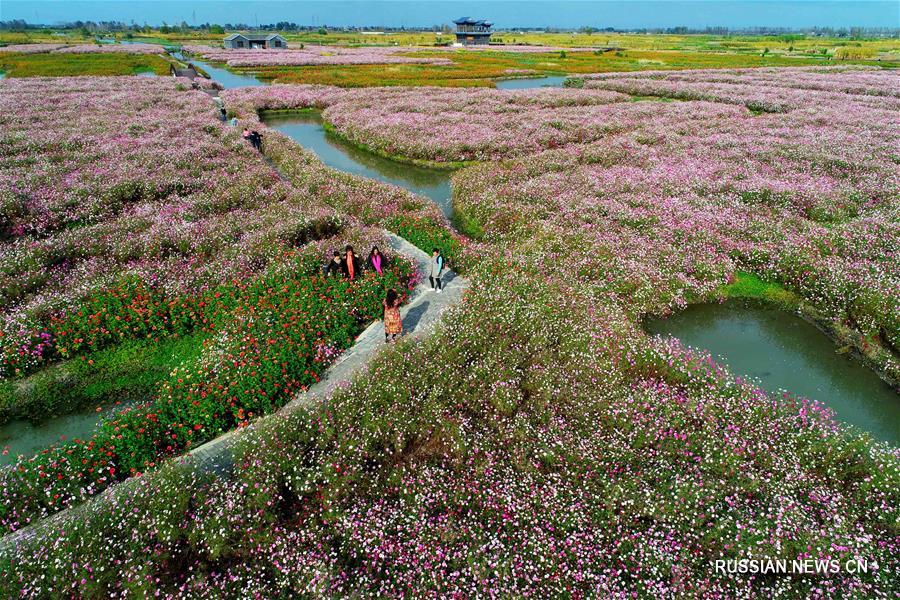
[209,24,224,34]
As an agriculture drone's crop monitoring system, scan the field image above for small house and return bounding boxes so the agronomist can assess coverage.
[223,33,287,49]
[453,17,492,45]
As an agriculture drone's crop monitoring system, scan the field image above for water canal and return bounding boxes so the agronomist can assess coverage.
[0,404,128,466]
[495,75,568,89]
[189,58,268,88]
[262,111,454,217]
[645,301,900,444]
[172,51,268,88]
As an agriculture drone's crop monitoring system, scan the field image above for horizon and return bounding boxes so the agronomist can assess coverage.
[3,1,899,30]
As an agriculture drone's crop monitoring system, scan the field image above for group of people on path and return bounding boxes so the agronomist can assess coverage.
[324,245,388,280]
[324,245,446,343]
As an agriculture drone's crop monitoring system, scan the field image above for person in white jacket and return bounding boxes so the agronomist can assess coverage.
[428,248,444,293]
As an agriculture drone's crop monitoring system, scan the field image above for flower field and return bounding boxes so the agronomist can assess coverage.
[0,76,428,530]
[182,44,452,67]
[575,66,900,112]
[0,43,167,55]
[0,43,70,54]
[2,266,897,596]
[453,67,899,380]
[243,45,893,88]
[0,66,898,597]
[224,83,732,164]
[1,76,311,376]
[221,87,466,258]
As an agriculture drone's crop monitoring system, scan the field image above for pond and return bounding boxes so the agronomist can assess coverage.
[495,75,568,90]
[263,111,454,217]
[0,403,128,466]
[645,302,899,445]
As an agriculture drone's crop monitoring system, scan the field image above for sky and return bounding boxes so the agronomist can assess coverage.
[2,1,898,29]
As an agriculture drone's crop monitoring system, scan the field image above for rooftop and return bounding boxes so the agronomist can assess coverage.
[224,33,286,41]
[453,17,493,27]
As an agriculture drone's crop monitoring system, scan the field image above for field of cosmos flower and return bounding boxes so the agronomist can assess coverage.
[0,45,897,599]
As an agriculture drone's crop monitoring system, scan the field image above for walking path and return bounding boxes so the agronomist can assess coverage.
[0,88,468,554]
[0,232,467,554]
[187,232,467,475]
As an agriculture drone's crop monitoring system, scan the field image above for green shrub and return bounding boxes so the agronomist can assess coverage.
[0,333,208,425]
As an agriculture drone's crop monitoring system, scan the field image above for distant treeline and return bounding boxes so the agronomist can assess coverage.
[0,19,897,38]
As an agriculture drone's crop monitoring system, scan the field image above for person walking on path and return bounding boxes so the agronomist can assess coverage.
[250,130,263,151]
[342,245,362,281]
[383,288,403,343]
[242,128,262,152]
[324,251,343,277]
[428,248,444,293]
[367,246,387,275]
[230,116,238,127]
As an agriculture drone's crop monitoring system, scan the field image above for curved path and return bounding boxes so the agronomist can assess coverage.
[1,86,469,553]
[187,232,467,475]
[0,231,467,554]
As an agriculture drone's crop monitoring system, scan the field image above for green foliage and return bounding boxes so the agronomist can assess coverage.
[0,333,209,425]
[0,52,172,77]
[719,271,800,309]
[254,46,888,88]
[384,215,461,265]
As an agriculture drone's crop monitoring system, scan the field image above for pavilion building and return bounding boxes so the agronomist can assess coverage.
[453,17,493,45]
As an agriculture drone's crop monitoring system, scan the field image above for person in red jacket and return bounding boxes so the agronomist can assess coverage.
[341,245,362,280]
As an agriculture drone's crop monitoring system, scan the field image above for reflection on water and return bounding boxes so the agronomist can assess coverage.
[263,111,453,216]
[495,75,568,90]
[646,301,899,444]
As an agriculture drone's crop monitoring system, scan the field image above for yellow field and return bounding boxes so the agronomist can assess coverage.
[1,28,895,84]
[3,28,898,58]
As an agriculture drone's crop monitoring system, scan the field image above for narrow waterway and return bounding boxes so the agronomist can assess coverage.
[263,111,454,217]
[495,75,568,89]
[192,58,268,88]
[0,404,128,466]
[172,51,268,88]
[646,302,900,444]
